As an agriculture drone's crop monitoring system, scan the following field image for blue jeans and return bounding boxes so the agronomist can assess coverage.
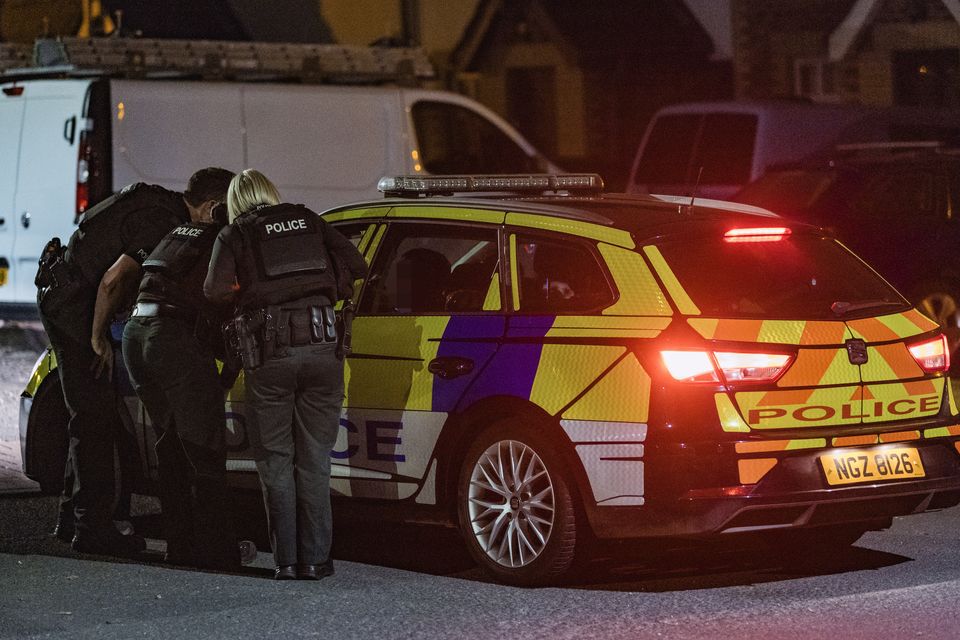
[245,342,343,566]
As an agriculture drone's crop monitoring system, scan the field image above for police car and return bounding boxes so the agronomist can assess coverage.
[20,174,960,585]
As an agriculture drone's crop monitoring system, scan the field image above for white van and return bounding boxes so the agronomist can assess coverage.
[0,40,555,314]
[626,101,872,201]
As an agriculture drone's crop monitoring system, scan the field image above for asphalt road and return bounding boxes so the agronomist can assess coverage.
[2,322,960,639]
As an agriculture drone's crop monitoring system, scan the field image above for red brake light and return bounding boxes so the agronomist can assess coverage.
[661,350,793,383]
[724,227,792,243]
[908,334,950,373]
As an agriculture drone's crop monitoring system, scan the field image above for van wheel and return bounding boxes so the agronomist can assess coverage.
[26,374,69,495]
[457,421,578,586]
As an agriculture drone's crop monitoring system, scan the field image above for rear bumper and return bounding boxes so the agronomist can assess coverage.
[585,438,960,539]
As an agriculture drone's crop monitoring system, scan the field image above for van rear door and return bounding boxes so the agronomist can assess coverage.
[1,79,91,305]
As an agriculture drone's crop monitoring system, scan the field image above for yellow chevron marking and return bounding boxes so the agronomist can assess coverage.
[482,271,501,311]
[688,317,720,340]
[643,245,700,316]
[530,346,625,415]
[876,311,928,338]
[923,424,960,438]
[509,235,520,311]
[715,393,751,433]
[598,243,672,316]
[757,320,806,344]
[563,353,650,422]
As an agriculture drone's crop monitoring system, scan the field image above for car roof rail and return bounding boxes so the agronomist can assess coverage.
[1,36,434,85]
[378,174,605,198]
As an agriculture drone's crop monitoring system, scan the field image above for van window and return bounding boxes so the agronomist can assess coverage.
[634,113,757,187]
[412,101,538,174]
[634,114,699,184]
[695,114,757,185]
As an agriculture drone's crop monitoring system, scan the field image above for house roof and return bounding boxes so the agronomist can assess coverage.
[453,0,715,73]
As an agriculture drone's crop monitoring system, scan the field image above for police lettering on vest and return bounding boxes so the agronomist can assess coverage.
[265,219,308,235]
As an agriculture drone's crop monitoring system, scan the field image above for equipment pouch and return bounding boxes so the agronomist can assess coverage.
[323,306,336,342]
[309,306,324,343]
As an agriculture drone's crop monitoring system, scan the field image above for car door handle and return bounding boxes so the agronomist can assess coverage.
[20,212,30,228]
[428,356,474,379]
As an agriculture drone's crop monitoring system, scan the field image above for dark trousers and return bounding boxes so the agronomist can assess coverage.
[122,315,238,568]
[245,342,342,567]
[38,283,124,531]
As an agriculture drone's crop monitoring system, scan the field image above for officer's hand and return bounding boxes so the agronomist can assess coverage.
[91,334,114,381]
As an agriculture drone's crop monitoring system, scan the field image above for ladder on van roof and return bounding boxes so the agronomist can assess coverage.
[0,36,434,85]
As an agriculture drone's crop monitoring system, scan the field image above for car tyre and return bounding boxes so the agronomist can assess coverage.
[26,374,69,495]
[456,420,578,586]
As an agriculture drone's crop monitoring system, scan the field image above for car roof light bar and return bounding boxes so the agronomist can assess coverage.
[378,174,605,198]
[724,227,792,243]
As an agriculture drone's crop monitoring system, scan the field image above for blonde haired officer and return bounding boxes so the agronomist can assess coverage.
[204,169,367,580]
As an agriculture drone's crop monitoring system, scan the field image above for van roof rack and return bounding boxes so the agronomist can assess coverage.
[378,174,605,198]
[1,37,434,85]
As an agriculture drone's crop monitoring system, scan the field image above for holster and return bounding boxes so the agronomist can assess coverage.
[336,298,355,360]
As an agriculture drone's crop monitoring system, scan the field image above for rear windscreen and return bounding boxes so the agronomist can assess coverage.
[657,235,907,319]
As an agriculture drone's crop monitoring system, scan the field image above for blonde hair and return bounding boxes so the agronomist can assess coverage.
[227,169,281,222]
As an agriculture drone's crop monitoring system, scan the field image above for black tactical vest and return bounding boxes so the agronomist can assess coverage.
[234,204,337,309]
[66,183,186,284]
[138,222,220,310]
[143,222,219,278]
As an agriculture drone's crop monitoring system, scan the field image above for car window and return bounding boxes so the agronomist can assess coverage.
[657,235,906,320]
[412,101,538,174]
[513,233,615,314]
[359,222,500,314]
[330,222,373,247]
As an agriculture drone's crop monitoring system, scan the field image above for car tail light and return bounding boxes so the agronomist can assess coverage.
[723,227,791,243]
[660,351,718,383]
[715,352,793,382]
[76,130,92,216]
[661,350,793,384]
[908,334,950,373]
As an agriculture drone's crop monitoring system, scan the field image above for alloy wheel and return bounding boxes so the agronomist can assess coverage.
[466,439,555,568]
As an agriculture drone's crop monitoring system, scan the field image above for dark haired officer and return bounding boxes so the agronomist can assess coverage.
[121,168,254,570]
[35,168,231,556]
[204,169,367,580]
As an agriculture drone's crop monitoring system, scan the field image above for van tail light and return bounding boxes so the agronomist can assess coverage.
[661,350,793,384]
[908,334,950,373]
[76,127,95,218]
[724,227,791,243]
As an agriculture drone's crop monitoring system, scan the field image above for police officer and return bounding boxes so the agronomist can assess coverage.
[120,167,250,570]
[35,173,216,556]
[204,169,367,580]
